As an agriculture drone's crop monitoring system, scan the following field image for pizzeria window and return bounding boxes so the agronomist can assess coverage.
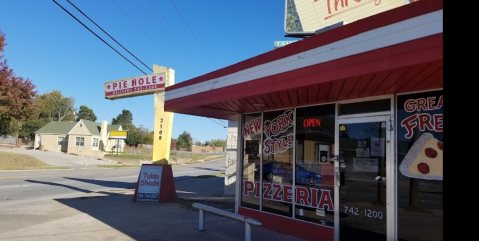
[294,104,335,226]
[241,105,336,225]
[261,109,295,218]
[396,90,443,241]
[241,113,262,210]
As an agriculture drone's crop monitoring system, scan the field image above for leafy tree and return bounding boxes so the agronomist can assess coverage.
[112,109,133,130]
[176,131,192,149]
[17,99,44,142]
[37,90,75,121]
[62,110,76,122]
[142,130,154,145]
[210,139,227,147]
[194,140,203,146]
[125,126,141,147]
[132,125,151,145]
[0,30,37,136]
[18,117,48,141]
[76,105,97,121]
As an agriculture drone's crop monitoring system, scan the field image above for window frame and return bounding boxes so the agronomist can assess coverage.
[92,137,99,148]
[75,137,85,147]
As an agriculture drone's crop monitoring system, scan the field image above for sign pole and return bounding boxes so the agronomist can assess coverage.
[152,65,174,164]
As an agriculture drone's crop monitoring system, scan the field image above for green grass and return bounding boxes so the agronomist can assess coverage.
[96,165,140,168]
[193,173,225,178]
[0,151,70,170]
[104,154,146,159]
[105,151,226,164]
[201,155,226,162]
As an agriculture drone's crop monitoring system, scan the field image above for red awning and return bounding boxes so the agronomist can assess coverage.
[165,0,443,121]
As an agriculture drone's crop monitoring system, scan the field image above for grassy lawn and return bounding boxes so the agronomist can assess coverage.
[0,149,226,170]
[0,151,69,170]
[104,149,226,165]
[96,165,141,168]
[193,173,225,178]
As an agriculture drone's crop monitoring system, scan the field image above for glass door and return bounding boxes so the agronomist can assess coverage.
[336,116,391,241]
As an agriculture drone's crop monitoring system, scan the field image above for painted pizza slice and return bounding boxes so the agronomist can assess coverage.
[399,133,443,180]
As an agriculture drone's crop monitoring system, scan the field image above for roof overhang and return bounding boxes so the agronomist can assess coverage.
[165,0,443,121]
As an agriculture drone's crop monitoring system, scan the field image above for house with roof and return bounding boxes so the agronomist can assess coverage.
[34,119,124,158]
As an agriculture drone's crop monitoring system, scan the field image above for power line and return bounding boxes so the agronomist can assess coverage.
[52,0,147,75]
[132,0,198,72]
[208,118,227,128]
[66,0,152,72]
[148,0,208,72]
[109,0,190,76]
[168,0,218,70]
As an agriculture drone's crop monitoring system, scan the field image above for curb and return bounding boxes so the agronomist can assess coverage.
[179,196,235,203]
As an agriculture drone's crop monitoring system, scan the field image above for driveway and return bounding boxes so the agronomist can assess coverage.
[0,148,119,168]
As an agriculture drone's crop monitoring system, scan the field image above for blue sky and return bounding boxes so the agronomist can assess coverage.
[0,0,293,143]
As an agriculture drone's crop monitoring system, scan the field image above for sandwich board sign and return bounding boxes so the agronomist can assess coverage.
[135,165,163,202]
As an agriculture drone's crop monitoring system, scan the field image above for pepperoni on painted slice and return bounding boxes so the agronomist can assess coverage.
[417,163,430,175]
[437,141,443,150]
[425,148,437,158]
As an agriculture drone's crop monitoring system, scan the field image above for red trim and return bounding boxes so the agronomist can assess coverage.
[289,89,299,107]
[165,34,443,112]
[336,77,357,101]
[159,164,177,203]
[413,67,443,91]
[298,87,308,105]
[239,207,334,241]
[318,83,332,103]
[327,80,345,102]
[167,0,442,92]
[307,85,320,103]
[345,74,375,99]
[133,169,141,202]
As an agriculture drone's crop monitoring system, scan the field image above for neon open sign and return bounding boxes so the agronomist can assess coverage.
[303,118,321,128]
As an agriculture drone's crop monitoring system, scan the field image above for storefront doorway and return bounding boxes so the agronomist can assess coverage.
[336,115,392,241]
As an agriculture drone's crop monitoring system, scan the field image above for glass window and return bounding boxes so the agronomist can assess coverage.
[295,104,335,227]
[58,137,64,146]
[241,113,262,210]
[93,138,99,147]
[261,109,295,218]
[396,90,443,241]
[75,137,84,147]
[339,99,390,116]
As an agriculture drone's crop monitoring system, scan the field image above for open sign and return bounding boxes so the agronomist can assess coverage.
[303,118,321,128]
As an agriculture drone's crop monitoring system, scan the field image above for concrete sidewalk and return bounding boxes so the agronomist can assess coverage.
[0,176,305,241]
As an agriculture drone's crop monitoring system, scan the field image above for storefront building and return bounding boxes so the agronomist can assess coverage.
[165,1,443,240]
